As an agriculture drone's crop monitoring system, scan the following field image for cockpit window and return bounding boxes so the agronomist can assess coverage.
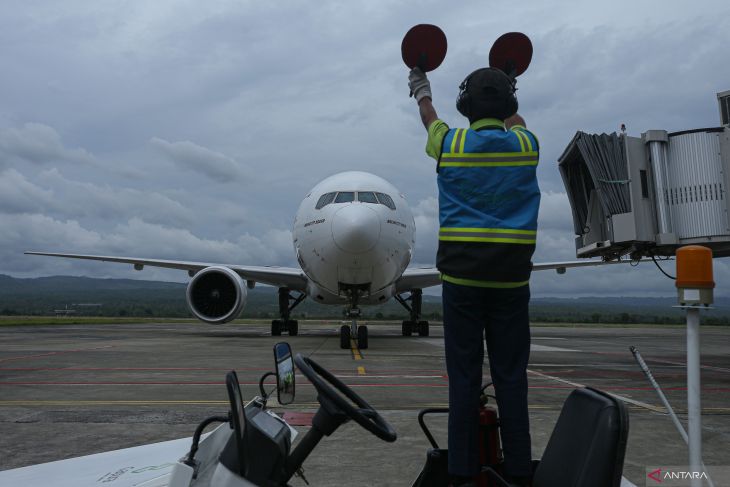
[334,191,355,203]
[375,192,396,210]
[318,190,396,209]
[315,192,336,209]
[357,191,378,204]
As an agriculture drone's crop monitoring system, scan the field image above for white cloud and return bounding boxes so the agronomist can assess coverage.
[0,168,55,213]
[36,168,193,227]
[0,123,95,167]
[6,214,294,280]
[150,137,247,183]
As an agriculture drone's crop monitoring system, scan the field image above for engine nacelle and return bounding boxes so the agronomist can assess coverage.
[186,266,247,324]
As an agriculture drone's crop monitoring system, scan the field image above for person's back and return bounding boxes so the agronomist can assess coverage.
[408,65,540,487]
[435,117,540,286]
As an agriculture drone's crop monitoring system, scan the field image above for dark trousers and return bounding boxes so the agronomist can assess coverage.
[442,280,532,478]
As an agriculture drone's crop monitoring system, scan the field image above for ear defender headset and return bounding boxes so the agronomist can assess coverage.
[455,67,518,121]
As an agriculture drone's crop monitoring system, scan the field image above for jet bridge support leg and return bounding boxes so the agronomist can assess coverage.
[395,289,429,337]
[271,288,305,337]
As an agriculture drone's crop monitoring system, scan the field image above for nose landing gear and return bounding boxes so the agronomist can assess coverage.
[340,307,368,350]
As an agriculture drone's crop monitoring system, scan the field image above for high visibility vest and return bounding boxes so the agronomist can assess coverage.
[436,123,541,287]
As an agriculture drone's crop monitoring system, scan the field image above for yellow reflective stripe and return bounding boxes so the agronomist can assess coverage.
[514,129,526,152]
[459,128,467,153]
[440,227,536,235]
[515,129,533,152]
[524,132,533,152]
[439,160,537,167]
[450,129,464,153]
[439,227,537,243]
[439,236,536,244]
[441,273,529,288]
[441,151,538,159]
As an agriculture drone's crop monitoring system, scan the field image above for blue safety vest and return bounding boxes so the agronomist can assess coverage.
[436,121,541,287]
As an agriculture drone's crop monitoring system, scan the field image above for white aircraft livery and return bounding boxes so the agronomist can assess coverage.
[27,170,613,349]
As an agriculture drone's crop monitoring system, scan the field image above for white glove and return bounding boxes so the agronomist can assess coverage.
[408,67,432,103]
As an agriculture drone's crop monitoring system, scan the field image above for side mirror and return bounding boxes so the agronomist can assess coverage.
[273,342,295,405]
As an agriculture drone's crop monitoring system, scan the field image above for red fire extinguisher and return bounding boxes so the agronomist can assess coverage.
[477,384,502,487]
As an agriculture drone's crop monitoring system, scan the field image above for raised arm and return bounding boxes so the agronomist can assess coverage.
[418,97,439,130]
[505,113,526,129]
[408,68,439,130]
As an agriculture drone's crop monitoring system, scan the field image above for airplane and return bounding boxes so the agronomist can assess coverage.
[27,170,622,349]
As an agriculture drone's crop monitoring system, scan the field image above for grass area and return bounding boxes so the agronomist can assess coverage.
[0,316,197,326]
[0,316,353,327]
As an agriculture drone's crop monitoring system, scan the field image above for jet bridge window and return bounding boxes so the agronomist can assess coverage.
[357,191,378,204]
[375,192,396,210]
[334,191,355,203]
[315,192,336,209]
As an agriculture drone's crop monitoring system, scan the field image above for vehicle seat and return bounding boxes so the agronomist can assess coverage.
[412,448,450,487]
[531,387,629,487]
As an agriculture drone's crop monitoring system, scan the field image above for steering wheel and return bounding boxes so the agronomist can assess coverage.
[294,354,397,442]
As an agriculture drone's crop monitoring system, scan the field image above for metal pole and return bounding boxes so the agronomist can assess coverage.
[630,346,688,443]
[687,307,702,487]
[631,346,715,487]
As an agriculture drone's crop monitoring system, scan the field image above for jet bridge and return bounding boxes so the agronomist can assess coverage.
[559,91,730,260]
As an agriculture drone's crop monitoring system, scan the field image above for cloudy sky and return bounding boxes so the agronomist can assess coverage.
[2,0,729,298]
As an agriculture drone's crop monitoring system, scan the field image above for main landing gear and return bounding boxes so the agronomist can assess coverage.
[271,287,306,337]
[339,307,368,350]
[395,288,429,337]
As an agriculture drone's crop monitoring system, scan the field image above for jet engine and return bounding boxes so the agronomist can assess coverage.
[186,266,247,324]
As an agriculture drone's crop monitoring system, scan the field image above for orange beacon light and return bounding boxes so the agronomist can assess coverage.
[676,245,714,306]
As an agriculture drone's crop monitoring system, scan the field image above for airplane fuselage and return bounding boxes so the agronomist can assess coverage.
[292,172,415,306]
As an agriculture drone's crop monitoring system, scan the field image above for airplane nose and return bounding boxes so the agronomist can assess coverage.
[332,204,381,253]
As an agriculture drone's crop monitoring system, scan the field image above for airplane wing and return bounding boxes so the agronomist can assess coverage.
[395,259,634,293]
[24,251,308,291]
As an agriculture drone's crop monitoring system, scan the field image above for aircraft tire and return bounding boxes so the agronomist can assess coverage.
[401,320,413,337]
[271,320,282,336]
[357,325,368,349]
[288,320,299,336]
[418,321,429,337]
[339,325,351,349]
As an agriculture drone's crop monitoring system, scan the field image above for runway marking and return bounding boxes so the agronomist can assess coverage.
[5,380,725,394]
[594,352,730,373]
[419,339,579,353]
[0,345,113,363]
[337,375,444,379]
[357,366,366,375]
[0,367,273,372]
[0,400,230,406]
[528,363,684,368]
[350,339,363,360]
[531,344,579,352]
[3,400,727,413]
[527,368,665,413]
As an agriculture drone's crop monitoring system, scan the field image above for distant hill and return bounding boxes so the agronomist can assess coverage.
[1,275,727,324]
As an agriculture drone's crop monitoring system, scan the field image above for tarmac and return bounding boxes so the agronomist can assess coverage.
[0,320,729,486]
